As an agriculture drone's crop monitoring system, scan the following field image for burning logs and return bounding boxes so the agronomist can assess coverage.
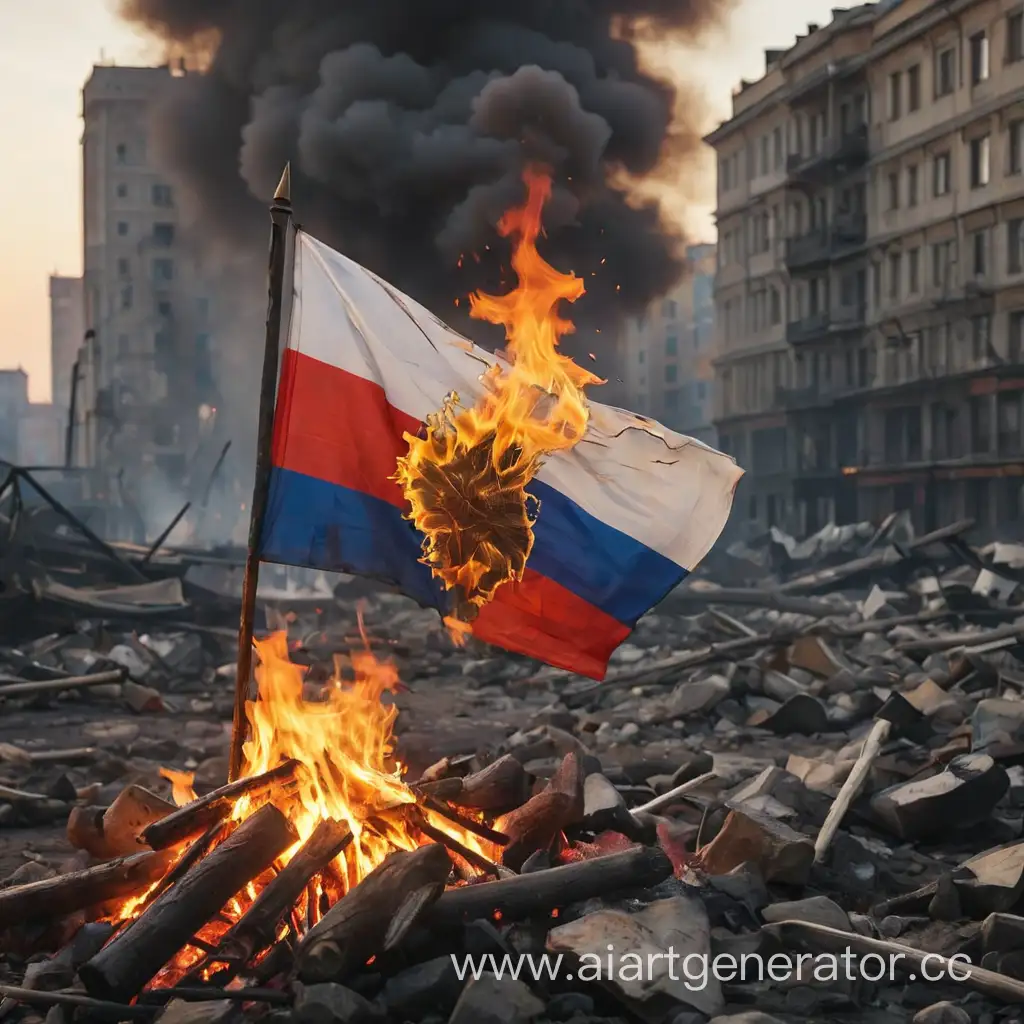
[0,849,177,924]
[416,753,533,813]
[79,804,298,1002]
[296,844,452,983]
[215,817,353,967]
[140,759,300,850]
[427,845,672,927]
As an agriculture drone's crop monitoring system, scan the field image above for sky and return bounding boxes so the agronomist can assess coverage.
[0,0,850,402]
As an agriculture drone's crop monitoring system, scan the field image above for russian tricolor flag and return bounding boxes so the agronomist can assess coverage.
[260,231,742,680]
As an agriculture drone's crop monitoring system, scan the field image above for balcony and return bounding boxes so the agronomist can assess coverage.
[786,126,869,184]
[775,385,826,410]
[786,311,832,344]
[784,214,867,271]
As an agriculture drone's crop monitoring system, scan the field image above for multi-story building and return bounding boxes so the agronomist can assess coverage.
[49,275,84,415]
[0,369,29,464]
[618,244,718,442]
[77,62,217,485]
[707,0,1024,536]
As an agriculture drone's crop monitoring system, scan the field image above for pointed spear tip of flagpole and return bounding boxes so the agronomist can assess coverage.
[274,163,292,204]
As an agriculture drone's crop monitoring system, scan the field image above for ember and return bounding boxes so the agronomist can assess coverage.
[393,165,602,630]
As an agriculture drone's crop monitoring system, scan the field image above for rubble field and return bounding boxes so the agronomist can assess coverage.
[3,510,1024,1024]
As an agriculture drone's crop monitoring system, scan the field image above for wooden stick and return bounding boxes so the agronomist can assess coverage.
[137,986,292,1007]
[0,984,156,1019]
[418,793,509,845]
[229,165,293,784]
[427,845,672,927]
[146,821,231,905]
[0,849,176,924]
[216,817,352,966]
[765,919,1024,1003]
[0,669,124,698]
[79,803,297,1002]
[631,771,716,815]
[813,718,892,863]
[415,754,533,813]
[408,807,505,878]
[140,758,300,850]
[296,844,452,983]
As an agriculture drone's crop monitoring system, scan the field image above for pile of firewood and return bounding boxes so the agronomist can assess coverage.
[0,748,675,1016]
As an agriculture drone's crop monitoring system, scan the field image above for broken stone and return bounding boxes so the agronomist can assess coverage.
[294,983,382,1024]
[904,679,963,724]
[699,806,814,885]
[382,957,460,1017]
[870,753,1009,841]
[448,974,544,1024]
[582,773,637,836]
[911,1003,970,1024]
[121,680,165,713]
[156,1001,235,1024]
[972,697,1024,751]
[787,636,845,679]
[547,894,723,1018]
[785,754,853,793]
[980,911,1024,955]
[760,694,829,736]
[641,677,730,724]
[761,896,851,932]
[955,841,1024,917]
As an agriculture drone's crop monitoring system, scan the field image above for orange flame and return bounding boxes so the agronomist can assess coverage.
[393,165,603,630]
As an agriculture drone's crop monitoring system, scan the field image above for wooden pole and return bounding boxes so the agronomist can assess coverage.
[228,164,293,783]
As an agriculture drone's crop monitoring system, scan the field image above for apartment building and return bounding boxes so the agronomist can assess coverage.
[707,0,1024,535]
[76,63,216,484]
[618,244,718,442]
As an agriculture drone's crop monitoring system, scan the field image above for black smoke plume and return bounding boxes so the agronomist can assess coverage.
[121,0,727,336]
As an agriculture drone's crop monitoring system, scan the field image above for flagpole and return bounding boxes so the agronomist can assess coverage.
[228,163,293,783]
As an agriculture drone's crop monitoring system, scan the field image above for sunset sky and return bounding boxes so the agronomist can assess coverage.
[0,0,851,402]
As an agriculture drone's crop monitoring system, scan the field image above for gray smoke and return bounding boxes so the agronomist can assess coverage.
[121,0,728,330]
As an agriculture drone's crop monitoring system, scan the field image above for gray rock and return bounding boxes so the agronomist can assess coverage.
[293,984,382,1024]
[912,1002,970,1024]
[761,895,851,932]
[544,993,595,1020]
[447,974,544,1024]
[547,895,723,1018]
[382,957,460,1016]
[708,1013,787,1024]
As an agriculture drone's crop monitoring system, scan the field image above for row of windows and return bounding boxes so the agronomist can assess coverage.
[116,221,175,244]
[877,219,1024,303]
[883,122,1023,208]
[720,11,1024,192]
[114,182,173,207]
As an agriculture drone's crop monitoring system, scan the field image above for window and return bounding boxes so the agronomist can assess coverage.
[697,382,707,400]
[933,152,951,195]
[120,286,132,310]
[664,389,680,412]
[908,247,920,292]
[157,300,173,317]
[759,135,769,175]
[665,365,677,383]
[197,297,210,320]
[117,221,129,236]
[1011,310,1024,362]
[773,127,783,169]
[153,223,175,246]
[152,184,173,207]
[888,252,901,298]
[972,314,991,362]
[1008,11,1024,63]
[888,71,902,120]
[907,64,921,110]
[638,350,645,364]
[970,31,990,83]
[935,47,955,96]
[970,135,991,187]
[972,229,988,276]
[907,164,919,206]
[888,172,900,209]
[665,335,677,355]
[770,288,781,324]
[117,334,130,356]
[932,240,953,288]
[117,258,129,277]
[116,183,127,199]
[1010,219,1024,273]
[152,258,174,283]
[1010,120,1023,175]
[663,299,677,318]
[115,143,127,164]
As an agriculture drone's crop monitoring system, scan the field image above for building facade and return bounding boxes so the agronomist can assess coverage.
[618,244,718,442]
[706,0,1024,536]
[0,370,29,464]
[77,63,217,488]
[49,275,85,415]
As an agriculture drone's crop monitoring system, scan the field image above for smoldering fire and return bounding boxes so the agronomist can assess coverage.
[119,0,731,338]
